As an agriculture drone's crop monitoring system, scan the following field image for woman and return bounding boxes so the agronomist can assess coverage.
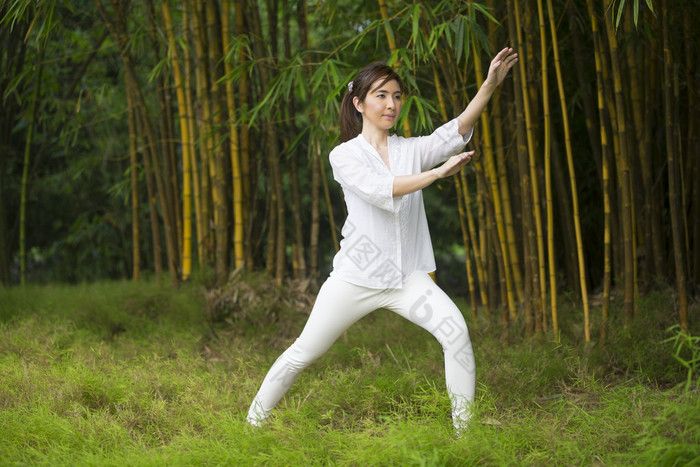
[247,47,518,432]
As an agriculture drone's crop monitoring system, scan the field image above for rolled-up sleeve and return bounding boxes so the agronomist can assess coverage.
[416,118,474,171]
[330,148,400,213]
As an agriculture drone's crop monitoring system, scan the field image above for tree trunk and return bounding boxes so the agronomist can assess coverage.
[661,1,688,330]
[19,45,44,286]
[250,0,286,284]
[514,0,546,332]
[146,0,181,272]
[234,0,252,269]
[162,0,193,280]
[191,0,215,271]
[126,62,141,281]
[471,34,517,321]
[604,3,635,325]
[126,71,162,283]
[537,0,554,335]
[221,0,244,271]
[548,0,589,342]
[204,0,229,282]
[309,139,321,278]
[0,17,28,284]
[506,0,535,332]
[462,171,489,313]
[97,0,179,284]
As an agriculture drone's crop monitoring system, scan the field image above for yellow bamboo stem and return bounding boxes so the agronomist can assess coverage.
[586,0,611,342]
[514,0,547,328]
[432,63,479,316]
[221,1,245,269]
[378,0,411,137]
[462,170,489,312]
[548,0,590,341]
[536,0,556,336]
[471,38,516,319]
[604,2,635,325]
[162,0,193,280]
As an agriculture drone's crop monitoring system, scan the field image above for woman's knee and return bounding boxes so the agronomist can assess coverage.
[430,312,469,347]
[282,338,328,370]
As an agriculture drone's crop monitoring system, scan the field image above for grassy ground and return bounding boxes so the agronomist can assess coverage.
[0,276,698,466]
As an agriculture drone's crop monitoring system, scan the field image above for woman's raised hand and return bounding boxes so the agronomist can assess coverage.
[486,47,518,87]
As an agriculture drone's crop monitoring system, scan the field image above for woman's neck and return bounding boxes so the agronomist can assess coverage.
[361,127,389,149]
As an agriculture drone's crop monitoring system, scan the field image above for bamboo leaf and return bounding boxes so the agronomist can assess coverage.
[147,58,168,83]
[412,4,420,47]
[455,17,464,64]
[383,18,396,47]
[615,0,626,29]
[633,0,639,27]
[471,2,500,26]
[325,70,355,106]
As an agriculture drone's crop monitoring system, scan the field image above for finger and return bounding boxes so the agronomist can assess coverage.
[457,155,472,168]
[498,47,513,59]
[493,48,509,64]
[456,152,472,163]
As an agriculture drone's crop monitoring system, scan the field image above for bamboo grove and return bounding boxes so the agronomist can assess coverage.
[0,0,697,339]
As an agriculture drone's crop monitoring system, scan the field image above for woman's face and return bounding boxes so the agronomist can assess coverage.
[353,78,402,133]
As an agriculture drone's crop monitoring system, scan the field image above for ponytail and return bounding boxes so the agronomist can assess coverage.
[339,62,401,143]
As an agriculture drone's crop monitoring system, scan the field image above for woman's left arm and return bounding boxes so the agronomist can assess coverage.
[457,47,518,136]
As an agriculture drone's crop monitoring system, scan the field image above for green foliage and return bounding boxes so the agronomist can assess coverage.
[664,325,700,393]
[0,279,698,465]
[607,0,656,29]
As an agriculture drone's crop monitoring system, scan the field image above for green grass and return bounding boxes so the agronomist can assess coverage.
[0,278,698,466]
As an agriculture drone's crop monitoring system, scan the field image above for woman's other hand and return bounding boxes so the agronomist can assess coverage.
[485,47,518,87]
[436,151,474,178]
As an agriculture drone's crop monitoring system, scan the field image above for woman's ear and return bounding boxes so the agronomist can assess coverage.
[352,96,363,113]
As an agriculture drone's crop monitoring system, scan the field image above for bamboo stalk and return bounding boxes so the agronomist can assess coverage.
[162,0,193,280]
[147,0,181,281]
[309,139,321,278]
[547,0,589,341]
[19,45,43,286]
[234,0,252,269]
[604,2,635,325]
[514,0,546,331]
[505,0,535,331]
[204,0,228,282]
[537,0,555,336]
[661,1,688,330]
[126,63,141,281]
[181,0,204,271]
[378,0,411,137]
[462,170,489,313]
[470,37,517,320]
[190,0,213,268]
[221,0,245,270]
[99,0,178,284]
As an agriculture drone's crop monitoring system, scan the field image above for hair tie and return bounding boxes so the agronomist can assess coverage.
[347,81,354,93]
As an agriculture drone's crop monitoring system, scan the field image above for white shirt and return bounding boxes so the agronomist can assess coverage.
[329,118,473,289]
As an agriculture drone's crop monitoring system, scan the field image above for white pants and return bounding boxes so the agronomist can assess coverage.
[246,271,476,430]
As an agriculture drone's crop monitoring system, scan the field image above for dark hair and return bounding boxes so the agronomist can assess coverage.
[339,62,402,142]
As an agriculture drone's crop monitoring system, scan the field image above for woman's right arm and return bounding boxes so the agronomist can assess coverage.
[457,47,518,135]
[393,151,473,196]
